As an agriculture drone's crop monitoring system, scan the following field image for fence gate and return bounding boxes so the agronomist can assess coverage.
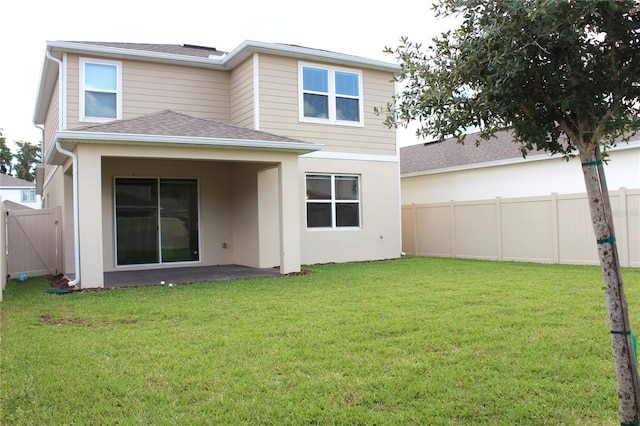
[6,207,62,279]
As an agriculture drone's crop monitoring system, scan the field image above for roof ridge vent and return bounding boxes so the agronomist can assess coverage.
[182,43,217,51]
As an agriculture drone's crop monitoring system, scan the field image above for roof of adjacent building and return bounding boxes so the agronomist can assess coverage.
[3,200,33,210]
[400,130,538,175]
[400,130,640,175]
[0,173,35,187]
[73,110,305,143]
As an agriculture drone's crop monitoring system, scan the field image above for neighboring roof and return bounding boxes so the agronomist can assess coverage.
[46,110,322,165]
[0,173,35,187]
[3,200,33,210]
[400,130,530,175]
[74,110,305,143]
[35,40,400,124]
[400,130,640,176]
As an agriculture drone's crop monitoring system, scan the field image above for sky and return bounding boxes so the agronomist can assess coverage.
[1,0,455,150]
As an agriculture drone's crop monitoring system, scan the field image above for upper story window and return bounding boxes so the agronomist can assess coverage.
[299,63,363,126]
[21,189,36,203]
[80,58,122,122]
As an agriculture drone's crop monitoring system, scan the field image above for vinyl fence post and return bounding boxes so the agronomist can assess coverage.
[551,193,559,264]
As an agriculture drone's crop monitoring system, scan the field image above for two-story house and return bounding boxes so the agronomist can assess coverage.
[33,41,402,288]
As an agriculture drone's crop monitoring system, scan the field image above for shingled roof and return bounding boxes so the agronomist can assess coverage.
[400,130,533,175]
[68,42,226,58]
[0,174,35,187]
[74,110,304,144]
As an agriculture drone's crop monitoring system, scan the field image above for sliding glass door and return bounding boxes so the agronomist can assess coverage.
[115,178,199,266]
[160,179,199,262]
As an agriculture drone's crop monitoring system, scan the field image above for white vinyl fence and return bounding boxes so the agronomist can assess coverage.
[1,198,5,301]
[6,206,62,279]
[402,188,639,267]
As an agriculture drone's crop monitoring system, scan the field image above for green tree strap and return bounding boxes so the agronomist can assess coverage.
[597,236,617,244]
[611,332,639,382]
[582,160,603,167]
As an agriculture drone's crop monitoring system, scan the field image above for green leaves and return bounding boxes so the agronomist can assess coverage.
[13,141,40,182]
[386,0,640,154]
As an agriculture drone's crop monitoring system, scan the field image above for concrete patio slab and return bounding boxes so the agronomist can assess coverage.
[102,264,282,288]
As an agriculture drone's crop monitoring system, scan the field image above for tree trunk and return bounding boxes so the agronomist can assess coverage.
[578,141,640,424]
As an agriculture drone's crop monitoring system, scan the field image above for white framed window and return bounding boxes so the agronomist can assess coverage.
[305,174,361,228]
[21,189,36,203]
[299,63,363,126]
[80,58,122,122]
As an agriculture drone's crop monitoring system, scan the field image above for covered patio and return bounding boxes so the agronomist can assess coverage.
[97,264,282,288]
[47,110,322,289]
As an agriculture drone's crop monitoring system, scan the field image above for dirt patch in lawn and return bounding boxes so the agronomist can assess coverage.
[47,274,71,289]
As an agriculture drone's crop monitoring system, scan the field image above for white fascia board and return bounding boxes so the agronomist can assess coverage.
[45,40,400,73]
[33,47,58,124]
[53,131,323,153]
[225,40,401,72]
[45,41,227,69]
[302,150,399,163]
[401,139,640,178]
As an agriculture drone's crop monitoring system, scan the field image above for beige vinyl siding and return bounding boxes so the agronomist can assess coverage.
[65,55,80,128]
[65,54,230,129]
[44,80,61,183]
[44,79,60,154]
[230,56,255,128]
[123,61,229,121]
[257,55,397,156]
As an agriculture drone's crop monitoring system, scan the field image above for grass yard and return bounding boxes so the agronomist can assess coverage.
[1,257,639,425]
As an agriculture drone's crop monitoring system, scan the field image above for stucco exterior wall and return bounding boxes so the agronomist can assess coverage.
[401,144,640,204]
[101,157,235,272]
[42,164,73,273]
[298,157,402,265]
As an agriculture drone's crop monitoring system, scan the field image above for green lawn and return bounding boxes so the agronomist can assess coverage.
[2,257,639,425]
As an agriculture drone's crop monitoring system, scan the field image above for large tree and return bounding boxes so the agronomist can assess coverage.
[382,0,640,423]
[0,129,13,175]
[13,141,40,182]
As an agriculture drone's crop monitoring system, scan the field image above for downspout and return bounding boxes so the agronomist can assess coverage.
[45,49,80,287]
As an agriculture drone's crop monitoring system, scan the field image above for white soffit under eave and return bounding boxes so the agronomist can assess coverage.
[53,131,323,153]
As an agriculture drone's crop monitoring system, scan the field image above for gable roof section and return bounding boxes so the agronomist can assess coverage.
[400,130,531,175]
[0,173,35,187]
[47,110,322,165]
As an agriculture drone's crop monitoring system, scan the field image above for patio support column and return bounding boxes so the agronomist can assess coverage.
[76,145,104,288]
[278,157,301,274]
